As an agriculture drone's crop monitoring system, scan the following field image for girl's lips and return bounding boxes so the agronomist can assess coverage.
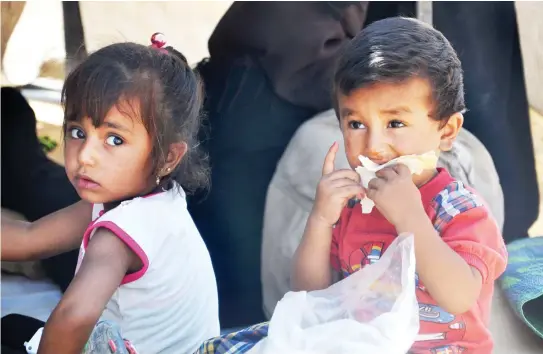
[77,176,100,189]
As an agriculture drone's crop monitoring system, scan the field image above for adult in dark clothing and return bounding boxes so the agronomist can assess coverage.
[189,1,369,327]
[432,1,539,241]
[1,87,80,291]
[1,2,88,294]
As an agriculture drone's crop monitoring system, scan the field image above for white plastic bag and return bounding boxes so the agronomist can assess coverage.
[250,233,419,354]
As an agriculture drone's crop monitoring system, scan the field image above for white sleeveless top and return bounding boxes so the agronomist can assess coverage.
[76,185,220,353]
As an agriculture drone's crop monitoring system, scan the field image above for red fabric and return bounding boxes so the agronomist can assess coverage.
[330,169,507,353]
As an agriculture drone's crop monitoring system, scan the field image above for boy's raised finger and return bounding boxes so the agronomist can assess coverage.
[322,142,338,176]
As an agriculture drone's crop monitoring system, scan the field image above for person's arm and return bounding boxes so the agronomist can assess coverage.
[400,199,507,314]
[291,142,363,291]
[37,228,141,354]
[1,201,92,261]
[396,216,483,314]
[291,214,336,291]
[368,164,507,314]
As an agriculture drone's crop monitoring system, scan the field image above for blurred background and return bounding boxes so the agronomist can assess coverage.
[2,0,542,232]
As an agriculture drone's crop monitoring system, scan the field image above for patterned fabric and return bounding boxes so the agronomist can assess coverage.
[498,236,543,338]
[83,320,137,354]
[194,323,269,354]
[432,181,483,233]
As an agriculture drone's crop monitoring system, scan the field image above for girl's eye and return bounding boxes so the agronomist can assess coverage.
[349,121,366,129]
[106,136,123,146]
[69,127,85,139]
[388,120,406,128]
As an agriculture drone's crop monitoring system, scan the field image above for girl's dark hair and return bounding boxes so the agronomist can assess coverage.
[62,41,209,194]
[333,17,466,122]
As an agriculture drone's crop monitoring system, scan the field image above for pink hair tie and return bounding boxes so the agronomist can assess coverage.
[150,32,168,53]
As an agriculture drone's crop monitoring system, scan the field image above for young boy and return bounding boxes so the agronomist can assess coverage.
[292,17,507,353]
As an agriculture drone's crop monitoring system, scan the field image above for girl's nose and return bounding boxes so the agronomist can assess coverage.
[78,138,99,167]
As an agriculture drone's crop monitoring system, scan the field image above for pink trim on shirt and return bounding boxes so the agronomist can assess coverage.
[142,191,164,199]
[82,221,150,285]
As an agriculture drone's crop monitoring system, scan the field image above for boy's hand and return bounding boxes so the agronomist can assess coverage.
[367,163,425,227]
[312,142,365,227]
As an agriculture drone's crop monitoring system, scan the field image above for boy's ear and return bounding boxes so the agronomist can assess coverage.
[439,112,464,152]
[160,142,188,176]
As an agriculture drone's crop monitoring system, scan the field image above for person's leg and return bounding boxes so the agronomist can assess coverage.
[189,58,316,328]
[433,2,539,242]
[1,87,80,290]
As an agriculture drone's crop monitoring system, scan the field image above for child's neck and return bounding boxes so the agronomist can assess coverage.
[103,184,164,212]
[414,168,439,188]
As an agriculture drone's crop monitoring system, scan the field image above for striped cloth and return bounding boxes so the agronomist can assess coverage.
[432,180,483,232]
[194,323,269,354]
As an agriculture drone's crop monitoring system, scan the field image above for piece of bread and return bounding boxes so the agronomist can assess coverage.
[354,151,438,213]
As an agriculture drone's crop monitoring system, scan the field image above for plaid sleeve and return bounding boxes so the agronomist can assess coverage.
[194,323,269,354]
[431,181,508,283]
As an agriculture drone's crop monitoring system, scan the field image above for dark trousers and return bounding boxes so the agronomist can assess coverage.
[1,87,80,291]
[189,58,317,327]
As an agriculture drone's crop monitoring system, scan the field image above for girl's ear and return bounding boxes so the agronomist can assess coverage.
[439,112,464,152]
[160,142,188,177]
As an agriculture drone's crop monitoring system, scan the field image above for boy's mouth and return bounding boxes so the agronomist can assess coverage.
[367,158,391,166]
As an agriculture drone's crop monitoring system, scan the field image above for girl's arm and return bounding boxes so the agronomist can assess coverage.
[1,201,92,261]
[38,228,141,354]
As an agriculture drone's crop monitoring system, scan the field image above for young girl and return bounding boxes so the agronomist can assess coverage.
[1,33,220,353]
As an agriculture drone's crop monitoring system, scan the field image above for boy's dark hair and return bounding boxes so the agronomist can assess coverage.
[333,17,465,121]
[62,42,209,194]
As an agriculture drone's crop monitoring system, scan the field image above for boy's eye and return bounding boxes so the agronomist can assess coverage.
[106,135,123,146]
[349,121,366,129]
[388,120,406,128]
[69,127,85,139]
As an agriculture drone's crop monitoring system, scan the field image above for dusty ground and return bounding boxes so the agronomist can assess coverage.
[30,100,543,236]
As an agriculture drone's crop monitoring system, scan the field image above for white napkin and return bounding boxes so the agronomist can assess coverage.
[354,151,438,213]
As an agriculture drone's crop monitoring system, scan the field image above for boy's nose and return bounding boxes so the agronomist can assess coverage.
[365,130,388,160]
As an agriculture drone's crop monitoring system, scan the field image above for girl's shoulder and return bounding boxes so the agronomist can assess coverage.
[88,186,193,257]
[109,185,187,219]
